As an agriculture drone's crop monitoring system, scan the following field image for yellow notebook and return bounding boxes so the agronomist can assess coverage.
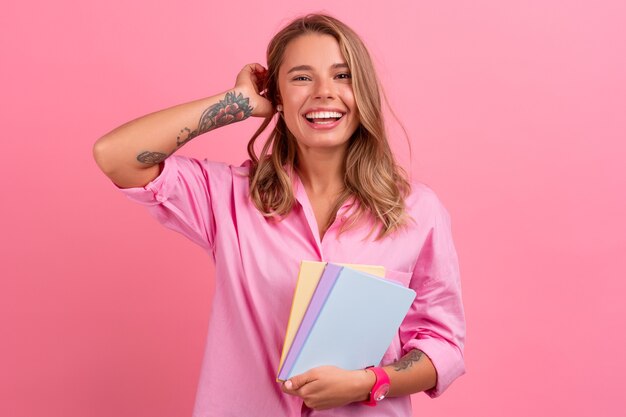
[277,261,385,376]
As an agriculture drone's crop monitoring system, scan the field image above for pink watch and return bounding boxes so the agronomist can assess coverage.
[362,366,390,406]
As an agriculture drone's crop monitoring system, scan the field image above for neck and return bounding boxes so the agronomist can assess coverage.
[296,147,346,196]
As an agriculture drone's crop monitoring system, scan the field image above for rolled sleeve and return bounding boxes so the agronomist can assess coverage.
[119,156,177,205]
[116,155,226,252]
[400,196,466,398]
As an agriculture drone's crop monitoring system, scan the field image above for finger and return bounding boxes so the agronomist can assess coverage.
[281,378,302,394]
[246,63,267,74]
[286,377,302,391]
[254,63,268,73]
[241,64,268,92]
[281,379,307,397]
[287,371,316,391]
[280,380,294,395]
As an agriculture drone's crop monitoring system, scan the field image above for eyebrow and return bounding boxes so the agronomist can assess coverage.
[286,63,349,74]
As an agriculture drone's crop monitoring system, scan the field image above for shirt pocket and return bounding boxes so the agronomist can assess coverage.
[379,269,413,365]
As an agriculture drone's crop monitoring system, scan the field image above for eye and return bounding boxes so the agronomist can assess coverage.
[336,73,352,80]
[292,75,311,81]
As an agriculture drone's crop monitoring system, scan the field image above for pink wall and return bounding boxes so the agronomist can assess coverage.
[2,1,625,416]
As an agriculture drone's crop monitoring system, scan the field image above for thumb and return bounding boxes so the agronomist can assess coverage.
[285,372,313,390]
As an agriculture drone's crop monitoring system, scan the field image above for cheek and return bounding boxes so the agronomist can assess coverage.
[282,108,304,137]
[339,88,356,109]
[285,113,301,130]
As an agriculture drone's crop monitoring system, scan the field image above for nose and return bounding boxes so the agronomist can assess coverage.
[313,78,335,100]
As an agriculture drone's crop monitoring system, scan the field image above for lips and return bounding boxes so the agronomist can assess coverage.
[303,110,345,126]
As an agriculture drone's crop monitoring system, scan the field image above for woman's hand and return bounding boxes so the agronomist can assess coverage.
[234,63,274,118]
[280,366,375,411]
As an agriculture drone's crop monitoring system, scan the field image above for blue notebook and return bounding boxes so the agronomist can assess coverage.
[278,264,416,381]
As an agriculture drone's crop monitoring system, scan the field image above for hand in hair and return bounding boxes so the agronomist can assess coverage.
[234,63,274,118]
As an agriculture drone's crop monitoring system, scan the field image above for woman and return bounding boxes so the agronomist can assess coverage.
[94,14,465,417]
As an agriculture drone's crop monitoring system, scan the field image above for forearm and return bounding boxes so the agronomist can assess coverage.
[385,349,437,397]
[281,350,437,410]
[93,89,252,188]
[355,349,437,401]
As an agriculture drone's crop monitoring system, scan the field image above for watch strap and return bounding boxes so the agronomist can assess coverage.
[362,366,390,407]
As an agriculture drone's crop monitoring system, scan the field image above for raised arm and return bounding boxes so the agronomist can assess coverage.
[93,63,272,188]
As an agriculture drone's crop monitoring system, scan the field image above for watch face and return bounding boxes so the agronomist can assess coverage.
[373,383,390,401]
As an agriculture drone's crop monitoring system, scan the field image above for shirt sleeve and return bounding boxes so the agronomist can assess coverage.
[400,192,466,398]
[116,155,231,252]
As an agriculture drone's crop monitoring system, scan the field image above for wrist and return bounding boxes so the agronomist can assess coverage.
[229,86,256,116]
[231,85,272,118]
[362,367,391,407]
[354,369,377,402]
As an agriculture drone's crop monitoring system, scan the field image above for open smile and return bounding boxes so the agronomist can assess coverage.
[303,110,345,129]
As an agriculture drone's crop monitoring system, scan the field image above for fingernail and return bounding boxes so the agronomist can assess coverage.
[285,380,293,389]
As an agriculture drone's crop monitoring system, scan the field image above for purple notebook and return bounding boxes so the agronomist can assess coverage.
[277,263,343,380]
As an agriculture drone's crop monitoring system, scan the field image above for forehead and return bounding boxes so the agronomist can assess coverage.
[280,33,346,72]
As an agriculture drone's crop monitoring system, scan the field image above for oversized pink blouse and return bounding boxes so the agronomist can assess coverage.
[118,155,465,417]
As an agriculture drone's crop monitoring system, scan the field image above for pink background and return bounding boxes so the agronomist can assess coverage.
[2,1,625,416]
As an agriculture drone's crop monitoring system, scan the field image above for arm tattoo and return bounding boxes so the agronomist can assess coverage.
[176,91,253,147]
[136,151,167,164]
[135,91,252,165]
[393,349,424,372]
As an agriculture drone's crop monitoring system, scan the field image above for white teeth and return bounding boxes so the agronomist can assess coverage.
[305,111,343,119]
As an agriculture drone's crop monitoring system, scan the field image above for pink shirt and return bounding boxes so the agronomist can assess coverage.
[119,155,465,417]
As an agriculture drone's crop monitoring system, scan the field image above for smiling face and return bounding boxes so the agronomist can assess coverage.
[277,33,360,157]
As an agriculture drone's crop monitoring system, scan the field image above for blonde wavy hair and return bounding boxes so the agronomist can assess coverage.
[248,14,410,239]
